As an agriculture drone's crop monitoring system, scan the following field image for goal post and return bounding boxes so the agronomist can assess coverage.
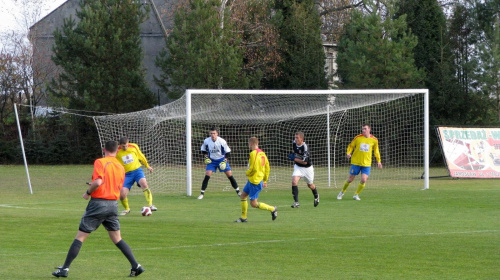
[93,89,429,196]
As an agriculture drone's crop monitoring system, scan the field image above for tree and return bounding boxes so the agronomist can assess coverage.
[229,0,282,87]
[270,0,329,89]
[473,0,500,120]
[50,0,154,113]
[395,0,466,126]
[335,1,424,89]
[155,0,251,100]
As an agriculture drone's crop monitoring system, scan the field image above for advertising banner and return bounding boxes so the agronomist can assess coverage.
[438,127,500,178]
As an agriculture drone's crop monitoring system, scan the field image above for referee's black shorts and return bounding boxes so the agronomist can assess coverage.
[79,198,120,233]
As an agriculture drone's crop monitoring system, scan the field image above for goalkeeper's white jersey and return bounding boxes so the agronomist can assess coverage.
[201,137,231,160]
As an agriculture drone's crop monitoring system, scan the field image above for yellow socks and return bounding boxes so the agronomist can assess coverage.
[240,199,248,219]
[355,183,366,195]
[342,181,351,192]
[143,188,153,207]
[121,198,130,211]
[257,202,275,212]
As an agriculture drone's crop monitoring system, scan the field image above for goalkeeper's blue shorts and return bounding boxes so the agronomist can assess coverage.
[243,180,263,200]
[123,168,146,189]
[349,165,371,176]
[206,158,231,173]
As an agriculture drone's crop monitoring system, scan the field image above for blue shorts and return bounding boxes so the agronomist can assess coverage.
[349,165,371,176]
[206,158,231,173]
[123,168,145,189]
[243,181,263,201]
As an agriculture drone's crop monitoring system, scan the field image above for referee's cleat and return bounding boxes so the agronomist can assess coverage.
[149,205,157,211]
[271,206,278,221]
[353,194,361,201]
[314,195,320,207]
[291,202,300,208]
[197,194,204,200]
[129,264,145,277]
[120,209,131,216]
[234,218,248,223]
[52,266,68,278]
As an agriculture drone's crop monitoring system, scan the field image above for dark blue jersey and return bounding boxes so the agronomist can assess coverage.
[293,141,312,168]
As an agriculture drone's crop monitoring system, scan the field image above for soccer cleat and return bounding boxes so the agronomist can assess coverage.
[129,264,145,277]
[291,202,300,208]
[353,194,361,201]
[197,194,204,200]
[52,266,69,278]
[234,218,248,223]
[337,191,344,200]
[120,209,131,216]
[236,190,241,197]
[314,195,320,207]
[149,205,157,211]
[271,206,278,221]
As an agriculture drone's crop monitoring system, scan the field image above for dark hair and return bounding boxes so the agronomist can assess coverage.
[119,136,129,145]
[209,127,219,134]
[105,140,119,153]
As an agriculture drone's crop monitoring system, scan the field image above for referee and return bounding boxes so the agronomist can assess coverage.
[52,140,145,278]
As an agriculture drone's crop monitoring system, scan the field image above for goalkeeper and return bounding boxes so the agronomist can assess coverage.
[198,127,241,199]
[116,136,156,215]
[337,124,382,201]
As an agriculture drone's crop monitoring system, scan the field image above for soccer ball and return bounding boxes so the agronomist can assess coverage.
[141,206,152,216]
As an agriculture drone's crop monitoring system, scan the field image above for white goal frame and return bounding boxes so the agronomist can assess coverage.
[185,89,430,196]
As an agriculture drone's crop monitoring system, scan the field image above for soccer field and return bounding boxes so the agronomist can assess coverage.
[1,165,499,279]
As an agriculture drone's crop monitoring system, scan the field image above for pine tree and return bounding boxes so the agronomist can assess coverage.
[336,3,424,89]
[270,0,328,89]
[155,0,249,100]
[50,0,154,113]
[395,0,463,125]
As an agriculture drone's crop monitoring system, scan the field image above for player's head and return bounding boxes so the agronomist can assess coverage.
[119,136,129,150]
[362,124,371,137]
[295,131,305,145]
[249,137,259,150]
[104,140,119,154]
[209,127,219,141]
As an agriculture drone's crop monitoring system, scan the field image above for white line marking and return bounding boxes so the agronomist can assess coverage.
[1,229,498,257]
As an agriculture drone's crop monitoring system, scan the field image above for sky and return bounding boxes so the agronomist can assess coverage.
[0,0,67,34]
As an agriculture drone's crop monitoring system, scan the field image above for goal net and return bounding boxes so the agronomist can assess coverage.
[93,89,429,195]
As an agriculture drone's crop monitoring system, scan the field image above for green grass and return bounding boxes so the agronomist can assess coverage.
[1,165,499,279]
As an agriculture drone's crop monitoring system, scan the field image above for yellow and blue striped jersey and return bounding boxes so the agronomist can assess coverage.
[347,134,381,167]
[246,148,270,184]
[116,143,150,173]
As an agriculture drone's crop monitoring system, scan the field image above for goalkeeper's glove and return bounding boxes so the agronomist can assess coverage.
[204,155,212,165]
[219,158,227,170]
[288,153,296,161]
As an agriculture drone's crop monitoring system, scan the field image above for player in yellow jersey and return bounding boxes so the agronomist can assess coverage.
[235,137,277,222]
[338,124,382,201]
[116,136,156,215]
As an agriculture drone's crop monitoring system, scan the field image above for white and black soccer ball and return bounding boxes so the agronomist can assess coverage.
[141,206,152,216]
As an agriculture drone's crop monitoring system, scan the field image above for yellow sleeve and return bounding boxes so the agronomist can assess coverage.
[346,137,357,155]
[263,154,270,183]
[132,143,150,168]
[246,150,256,178]
[373,139,381,163]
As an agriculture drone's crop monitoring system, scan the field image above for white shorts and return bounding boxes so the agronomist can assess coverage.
[292,165,314,184]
